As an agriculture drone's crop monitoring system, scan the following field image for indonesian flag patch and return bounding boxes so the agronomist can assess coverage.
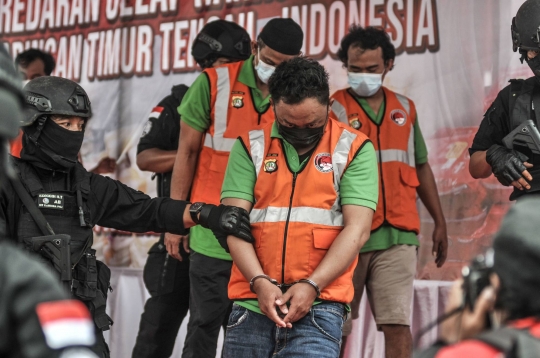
[36,300,95,349]
[149,106,164,119]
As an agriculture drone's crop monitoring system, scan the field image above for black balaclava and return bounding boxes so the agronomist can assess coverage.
[21,116,84,171]
[526,54,540,78]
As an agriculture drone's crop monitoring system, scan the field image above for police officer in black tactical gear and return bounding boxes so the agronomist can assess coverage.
[469,0,540,200]
[0,76,254,358]
[0,45,98,358]
[132,20,251,358]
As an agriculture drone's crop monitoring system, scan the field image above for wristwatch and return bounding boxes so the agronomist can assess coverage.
[189,202,205,224]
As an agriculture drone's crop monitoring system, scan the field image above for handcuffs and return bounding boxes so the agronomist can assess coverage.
[249,274,321,297]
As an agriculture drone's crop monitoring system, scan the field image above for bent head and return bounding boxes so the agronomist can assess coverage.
[268,57,331,151]
[252,18,304,84]
[338,26,395,97]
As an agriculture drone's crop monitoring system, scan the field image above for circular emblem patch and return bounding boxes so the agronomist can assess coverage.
[390,109,407,126]
[264,159,277,173]
[349,119,361,129]
[314,153,333,173]
[43,198,49,204]
[141,120,152,137]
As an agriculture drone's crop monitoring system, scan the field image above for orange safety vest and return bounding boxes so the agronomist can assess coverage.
[228,118,370,303]
[190,61,274,205]
[331,87,420,233]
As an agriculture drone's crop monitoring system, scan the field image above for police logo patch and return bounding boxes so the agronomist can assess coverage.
[390,109,407,126]
[141,120,152,137]
[264,159,278,173]
[232,96,244,108]
[314,153,333,173]
[349,118,361,129]
[38,194,64,210]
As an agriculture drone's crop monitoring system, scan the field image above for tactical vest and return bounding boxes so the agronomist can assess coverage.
[228,119,370,303]
[507,77,540,200]
[190,61,274,205]
[12,158,112,331]
[331,87,420,233]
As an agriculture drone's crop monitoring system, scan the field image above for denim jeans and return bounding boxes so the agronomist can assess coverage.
[223,302,346,358]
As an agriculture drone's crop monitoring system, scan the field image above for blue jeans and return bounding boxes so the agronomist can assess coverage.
[223,302,346,358]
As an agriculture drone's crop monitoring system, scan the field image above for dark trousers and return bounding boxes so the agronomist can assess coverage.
[181,251,233,358]
[132,237,190,358]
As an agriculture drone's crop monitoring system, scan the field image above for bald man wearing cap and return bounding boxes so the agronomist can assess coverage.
[169,18,304,358]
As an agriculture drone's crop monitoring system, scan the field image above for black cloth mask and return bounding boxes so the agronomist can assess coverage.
[278,122,326,151]
[526,55,540,78]
[21,117,84,170]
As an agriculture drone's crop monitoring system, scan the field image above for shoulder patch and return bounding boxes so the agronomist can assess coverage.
[36,300,95,349]
[141,120,152,138]
[149,106,164,119]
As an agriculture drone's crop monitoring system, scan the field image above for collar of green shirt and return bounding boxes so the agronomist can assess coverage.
[349,89,386,125]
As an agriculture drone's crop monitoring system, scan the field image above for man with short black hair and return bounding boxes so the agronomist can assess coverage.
[15,48,56,81]
[169,18,304,358]
[331,26,447,358]
[221,57,378,358]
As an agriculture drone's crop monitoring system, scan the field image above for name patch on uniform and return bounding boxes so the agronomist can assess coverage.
[38,194,64,210]
[314,153,333,173]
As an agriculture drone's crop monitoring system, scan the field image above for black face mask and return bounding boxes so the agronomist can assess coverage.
[526,55,540,78]
[22,117,84,170]
[277,121,326,151]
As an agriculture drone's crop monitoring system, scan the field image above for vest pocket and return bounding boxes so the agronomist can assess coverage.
[205,152,229,204]
[310,228,341,271]
[399,166,420,214]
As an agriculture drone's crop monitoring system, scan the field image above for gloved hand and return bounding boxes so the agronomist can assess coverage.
[198,204,254,252]
[486,144,529,186]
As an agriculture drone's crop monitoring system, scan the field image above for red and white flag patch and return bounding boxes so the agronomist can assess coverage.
[36,300,95,349]
[149,106,164,119]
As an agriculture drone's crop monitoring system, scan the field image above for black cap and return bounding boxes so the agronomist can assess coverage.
[493,198,540,292]
[259,18,303,55]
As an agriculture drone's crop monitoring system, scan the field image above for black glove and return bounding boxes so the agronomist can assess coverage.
[198,204,254,252]
[486,144,529,186]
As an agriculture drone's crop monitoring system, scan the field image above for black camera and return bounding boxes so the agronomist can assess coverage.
[462,249,494,310]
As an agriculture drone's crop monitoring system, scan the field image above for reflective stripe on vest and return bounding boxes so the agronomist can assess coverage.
[376,129,415,168]
[332,97,415,168]
[331,100,348,123]
[250,129,265,177]
[203,66,235,152]
[250,206,343,226]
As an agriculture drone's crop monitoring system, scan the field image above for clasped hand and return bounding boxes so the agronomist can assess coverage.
[253,279,318,328]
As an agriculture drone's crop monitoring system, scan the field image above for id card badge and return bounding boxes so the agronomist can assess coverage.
[38,194,65,210]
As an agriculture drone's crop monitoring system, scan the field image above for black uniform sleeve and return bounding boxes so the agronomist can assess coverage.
[88,173,189,235]
[0,243,71,358]
[469,84,513,155]
[136,94,182,154]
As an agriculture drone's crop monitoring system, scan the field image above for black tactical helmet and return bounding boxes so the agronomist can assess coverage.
[22,76,91,126]
[512,0,540,55]
[0,46,24,139]
[191,20,251,69]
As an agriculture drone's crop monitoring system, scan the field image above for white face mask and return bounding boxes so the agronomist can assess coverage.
[347,72,384,97]
[255,50,275,84]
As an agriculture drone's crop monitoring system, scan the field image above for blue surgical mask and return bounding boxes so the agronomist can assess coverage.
[255,50,275,84]
[348,72,384,97]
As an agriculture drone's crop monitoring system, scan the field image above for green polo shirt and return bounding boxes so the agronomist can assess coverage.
[221,121,379,314]
[353,96,427,253]
[178,55,270,261]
